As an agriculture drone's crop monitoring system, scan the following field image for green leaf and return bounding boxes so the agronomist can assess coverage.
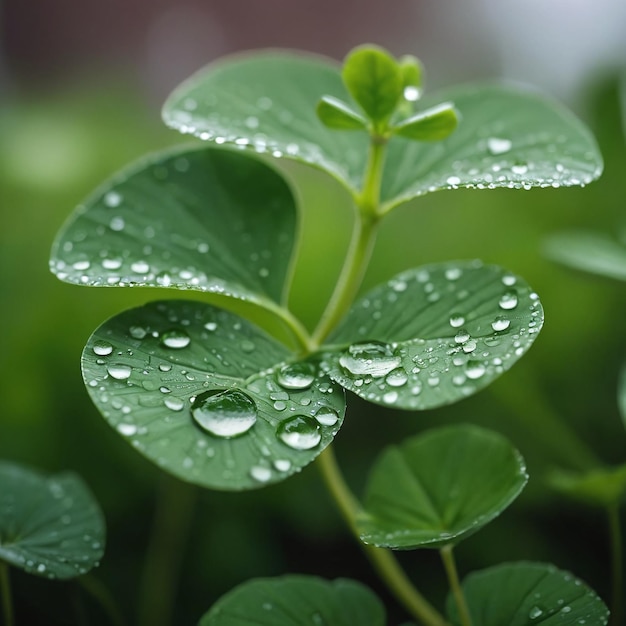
[357,425,527,549]
[447,562,610,625]
[619,363,626,429]
[399,55,423,95]
[0,461,105,579]
[544,231,626,282]
[50,145,297,308]
[82,300,345,491]
[548,465,626,507]
[392,103,459,142]
[198,575,385,626]
[316,96,368,131]
[321,261,543,410]
[341,45,402,125]
[163,51,602,209]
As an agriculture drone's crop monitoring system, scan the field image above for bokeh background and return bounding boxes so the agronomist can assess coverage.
[2,1,626,624]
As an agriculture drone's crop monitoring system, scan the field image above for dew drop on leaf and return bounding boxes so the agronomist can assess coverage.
[161,329,191,349]
[314,407,339,426]
[465,361,486,379]
[499,290,519,310]
[164,397,184,412]
[339,342,401,378]
[277,415,321,450]
[385,368,408,387]
[250,466,271,483]
[191,390,257,438]
[106,364,131,380]
[449,314,465,328]
[487,137,512,155]
[93,340,113,356]
[491,316,511,331]
[276,362,315,390]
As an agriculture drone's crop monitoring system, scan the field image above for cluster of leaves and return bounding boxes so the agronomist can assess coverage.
[1,45,612,625]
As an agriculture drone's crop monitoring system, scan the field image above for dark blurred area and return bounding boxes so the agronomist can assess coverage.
[1,1,626,625]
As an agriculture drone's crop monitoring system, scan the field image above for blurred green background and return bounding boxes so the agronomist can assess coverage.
[1,2,626,624]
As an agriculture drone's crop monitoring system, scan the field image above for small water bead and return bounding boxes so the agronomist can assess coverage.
[161,329,191,349]
[93,340,113,356]
[529,606,543,619]
[491,316,511,332]
[403,85,421,101]
[465,361,486,379]
[512,163,528,175]
[107,364,132,380]
[129,326,147,339]
[277,415,321,450]
[314,407,339,426]
[191,390,257,438]
[276,362,315,390]
[158,363,172,372]
[204,322,217,332]
[164,397,184,412]
[462,340,477,353]
[446,175,461,186]
[273,459,291,472]
[487,137,512,155]
[117,423,137,436]
[386,368,408,387]
[445,267,462,281]
[449,314,465,328]
[502,274,517,286]
[499,290,519,310]
[109,216,125,231]
[454,330,470,344]
[339,342,401,378]
[104,191,122,207]
[72,259,90,271]
[383,390,398,404]
[131,260,150,274]
[250,466,272,483]
[102,257,122,270]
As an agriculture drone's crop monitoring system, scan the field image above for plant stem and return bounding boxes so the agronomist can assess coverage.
[608,503,623,626]
[268,302,316,354]
[440,546,472,626]
[137,476,197,626]
[0,562,14,626]
[78,574,127,626]
[311,135,387,347]
[317,447,448,626]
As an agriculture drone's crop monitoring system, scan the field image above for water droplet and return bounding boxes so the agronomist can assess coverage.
[104,191,122,207]
[454,330,470,344]
[161,329,191,349]
[191,390,257,438]
[273,459,291,472]
[449,314,465,328]
[465,361,486,379]
[446,175,461,186]
[93,340,113,356]
[164,397,184,412]
[72,260,90,271]
[277,415,321,450]
[240,340,255,353]
[204,321,217,332]
[117,423,137,436]
[462,340,477,354]
[403,85,421,101]
[107,364,131,380]
[491,316,510,331]
[499,290,518,310]
[109,216,125,231]
[131,260,150,274]
[383,390,398,404]
[314,407,339,426]
[339,342,401,378]
[276,362,315,390]
[250,465,271,482]
[386,368,408,387]
[529,606,543,619]
[487,137,512,155]
[445,267,462,280]
[512,163,528,175]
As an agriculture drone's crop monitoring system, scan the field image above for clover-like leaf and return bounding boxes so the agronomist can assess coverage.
[548,465,626,507]
[50,145,297,309]
[197,575,385,626]
[392,103,459,142]
[544,231,626,282]
[316,96,368,131]
[321,261,543,410]
[163,51,602,210]
[0,461,105,579]
[341,45,403,125]
[447,562,609,626]
[357,425,527,549]
[82,300,345,490]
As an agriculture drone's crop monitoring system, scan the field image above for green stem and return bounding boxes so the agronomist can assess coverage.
[137,476,197,626]
[357,136,387,218]
[0,562,14,626]
[440,546,472,626]
[608,504,623,626]
[317,447,448,626]
[267,301,316,354]
[77,574,126,626]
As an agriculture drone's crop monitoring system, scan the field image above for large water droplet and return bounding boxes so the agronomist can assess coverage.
[93,340,113,356]
[386,368,408,387]
[491,316,511,332]
[465,361,486,379]
[191,390,257,438]
[277,415,321,450]
[339,342,401,378]
[449,314,465,328]
[487,137,512,155]
[161,329,191,349]
[276,362,315,390]
[107,364,131,380]
[499,290,518,310]
[314,407,339,426]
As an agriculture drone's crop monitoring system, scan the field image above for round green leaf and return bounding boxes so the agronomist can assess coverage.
[447,562,610,625]
[82,300,345,491]
[0,461,105,579]
[357,425,528,549]
[392,103,459,142]
[198,575,385,626]
[316,96,368,131]
[544,231,626,282]
[321,261,543,410]
[50,145,297,308]
[341,45,403,125]
[548,464,626,507]
[163,51,602,210]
